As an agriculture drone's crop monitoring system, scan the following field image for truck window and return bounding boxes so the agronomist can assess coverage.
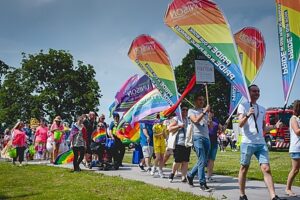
[278,113,292,126]
[269,114,276,125]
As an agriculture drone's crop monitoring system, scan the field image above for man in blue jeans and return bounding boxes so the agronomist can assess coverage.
[187,95,213,192]
[238,85,283,200]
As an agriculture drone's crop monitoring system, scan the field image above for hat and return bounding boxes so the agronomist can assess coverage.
[54,116,62,122]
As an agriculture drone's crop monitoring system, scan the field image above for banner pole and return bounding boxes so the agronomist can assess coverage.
[205,83,209,105]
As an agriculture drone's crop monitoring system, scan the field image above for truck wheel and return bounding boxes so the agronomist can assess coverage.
[266,137,273,151]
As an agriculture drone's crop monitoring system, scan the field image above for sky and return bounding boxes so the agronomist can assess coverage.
[0,0,299,121]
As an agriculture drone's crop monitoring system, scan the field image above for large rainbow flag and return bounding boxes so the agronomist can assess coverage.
[54,149,74,165]
[116,122,140,145]
[92,128,106,143]
[109,74,153,116]
[164,0,250,101]
[276,0,300,106]
[229,27,266,117]
[117,89,170,129]
[128,35,181,119]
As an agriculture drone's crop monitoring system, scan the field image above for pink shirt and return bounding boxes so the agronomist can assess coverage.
[35,126,48,143]
[12,129,26,147]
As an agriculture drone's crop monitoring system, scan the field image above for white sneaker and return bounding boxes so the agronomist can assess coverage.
[150,166,156,176]
[158,170,164,178]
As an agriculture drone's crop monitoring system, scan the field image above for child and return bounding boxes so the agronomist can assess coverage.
[151,115,167,178]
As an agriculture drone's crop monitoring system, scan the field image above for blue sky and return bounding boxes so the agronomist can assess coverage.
[0,0,299,121]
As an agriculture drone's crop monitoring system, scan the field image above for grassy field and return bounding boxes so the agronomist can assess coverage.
[124,147,300,186]
[0,162,212,200]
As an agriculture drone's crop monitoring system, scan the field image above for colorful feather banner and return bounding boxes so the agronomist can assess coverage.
[276,0,300,105]
[128,34,181,119]
[229,27,266,117]
[164,0,250,101]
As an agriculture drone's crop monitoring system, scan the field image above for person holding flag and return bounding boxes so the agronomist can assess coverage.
[237,84,283,200]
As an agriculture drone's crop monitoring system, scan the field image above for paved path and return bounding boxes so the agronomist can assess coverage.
[25,160,300,200]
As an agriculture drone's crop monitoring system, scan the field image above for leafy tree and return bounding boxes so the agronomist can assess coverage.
[174,49,231,124]
[0,49,102,127]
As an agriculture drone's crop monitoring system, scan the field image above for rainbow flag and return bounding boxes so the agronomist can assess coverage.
[109,74,153,116]
[116,123,140,145]
[276,0,300,105]
[164,0,250,101]
[128,35,181,119]
[54,149,74,165]
[92,128,106,143]
[117,89,170,129]
[229,27,266,117]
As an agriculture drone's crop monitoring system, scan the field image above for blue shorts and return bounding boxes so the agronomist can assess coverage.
[290,153,300,159]
[240,143,269,166]
[208,143,218,161]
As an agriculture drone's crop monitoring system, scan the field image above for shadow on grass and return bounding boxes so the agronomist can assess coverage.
[0,192,41,199]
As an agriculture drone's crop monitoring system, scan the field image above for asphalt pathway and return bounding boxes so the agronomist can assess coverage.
[24,160,300,200]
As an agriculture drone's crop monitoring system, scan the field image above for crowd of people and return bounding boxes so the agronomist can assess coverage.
[0,84,300,200]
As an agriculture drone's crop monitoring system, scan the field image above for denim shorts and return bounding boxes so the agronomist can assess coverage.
[240,143,269,166]
[208,143,218,161]
[290,152,300,159]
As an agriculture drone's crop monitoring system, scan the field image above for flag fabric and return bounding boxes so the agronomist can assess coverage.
[117,89,170,129]
[128,34,181,118]
[229,27,266,117]
[92,128,106,143]
[164,0,250,101]
[54,149,74,165]
[109,74,154,116]
[116,123,140,145]
[161,74,196,118]
[276,0,300,104]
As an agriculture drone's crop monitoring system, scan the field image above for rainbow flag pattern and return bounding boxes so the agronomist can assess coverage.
[54,149,74,165]
[116,123,140,145]
[92,128,106,143]
[229,27,266,117]
[276,0,300,105]
[128,35,181,119]
[164,0,250,101]
[117,89,170,129]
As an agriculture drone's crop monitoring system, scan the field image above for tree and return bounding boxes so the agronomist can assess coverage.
[174,49,231,124]
[0,49,102,127]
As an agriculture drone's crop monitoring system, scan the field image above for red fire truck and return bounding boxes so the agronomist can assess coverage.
[264,109,293,150]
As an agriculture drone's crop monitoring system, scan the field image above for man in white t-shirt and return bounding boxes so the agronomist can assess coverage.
[237,84,282,200]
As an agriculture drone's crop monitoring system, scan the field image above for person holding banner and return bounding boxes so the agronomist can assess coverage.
[139,122,154,173]
[50,116,64,163]
[186,95,213,192]
[286,100,300,197]
[237,84,283,200]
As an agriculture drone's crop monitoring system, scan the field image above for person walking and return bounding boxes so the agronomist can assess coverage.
[186,95,213,192]
[286,100,300,197]
[70,115,87,172]
[11,121,27,166]
[168,107,191,183]
[34,118,48,160]
[237,84,283,200]
[139,122,154,173]
[50,116,64,163]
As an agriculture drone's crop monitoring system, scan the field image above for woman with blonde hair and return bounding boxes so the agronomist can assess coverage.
[286,100,300,197]
[11,121,27,166]
[50,116,64,163]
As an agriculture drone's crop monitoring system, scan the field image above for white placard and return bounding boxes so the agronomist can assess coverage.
[195,60,215,84]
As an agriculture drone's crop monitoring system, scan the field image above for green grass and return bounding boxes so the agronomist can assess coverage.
[0,162,212,200]
[124,147,300,186]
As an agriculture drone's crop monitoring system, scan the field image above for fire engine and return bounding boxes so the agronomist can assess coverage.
[264,109,293,150]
